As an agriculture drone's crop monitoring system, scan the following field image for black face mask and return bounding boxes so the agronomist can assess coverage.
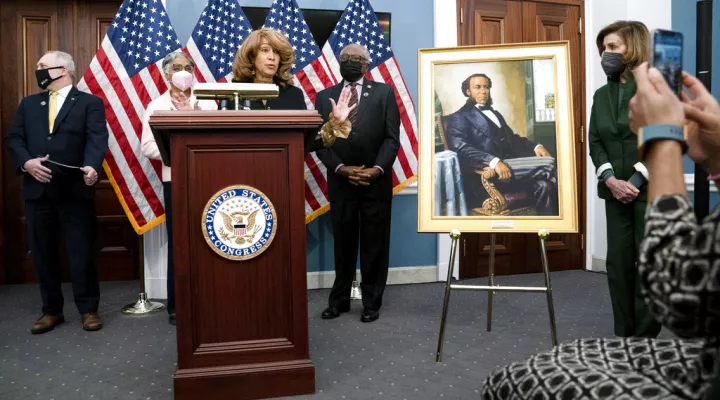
[340,60,365,82]
[35,67,64,90]
[601,52,625,78]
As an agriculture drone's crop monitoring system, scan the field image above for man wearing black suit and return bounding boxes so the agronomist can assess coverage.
[5,51,109,334]
[445,73,559,215]
[315,44,400,323]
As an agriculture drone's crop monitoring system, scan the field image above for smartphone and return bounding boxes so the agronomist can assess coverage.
[649,29,683,96]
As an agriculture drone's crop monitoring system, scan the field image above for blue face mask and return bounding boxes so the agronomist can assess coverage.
[601,52,625,77]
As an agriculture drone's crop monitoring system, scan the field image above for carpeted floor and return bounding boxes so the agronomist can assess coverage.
[0,270,674,400]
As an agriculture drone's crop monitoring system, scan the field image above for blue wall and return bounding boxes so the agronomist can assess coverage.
[166,0,438,271]
[672,0,720,209]
[672,0,720,174]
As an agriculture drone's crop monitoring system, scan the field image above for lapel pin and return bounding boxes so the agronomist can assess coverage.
[41,101,46,106]
[363,92,369,98]
[71,97,76,101]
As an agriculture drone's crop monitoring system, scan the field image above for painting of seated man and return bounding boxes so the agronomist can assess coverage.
[434,59,560,217]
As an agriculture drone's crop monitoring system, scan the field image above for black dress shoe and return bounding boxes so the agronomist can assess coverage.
[169,313,176,325]
[321,305,349,319]
[360,309,379,323]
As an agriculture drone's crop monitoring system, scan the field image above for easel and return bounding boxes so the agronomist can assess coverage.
[435,229,558,362]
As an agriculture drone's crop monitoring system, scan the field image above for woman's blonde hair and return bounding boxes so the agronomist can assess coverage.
[596,21,649,71]
[232,28,295,87]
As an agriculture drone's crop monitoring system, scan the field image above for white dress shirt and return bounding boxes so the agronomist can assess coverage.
[344,77,364,105]
[51,84,73,118]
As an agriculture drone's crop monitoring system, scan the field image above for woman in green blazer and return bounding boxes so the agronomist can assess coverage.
[589,21,661,338]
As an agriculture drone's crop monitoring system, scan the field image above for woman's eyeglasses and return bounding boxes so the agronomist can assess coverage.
[171,64,195,73]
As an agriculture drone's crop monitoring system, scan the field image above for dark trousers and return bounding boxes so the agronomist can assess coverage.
[605,198,661,338]
[328,196,392,311]
[496,165,558,215]
[25,195,99,315]
[163,182,175,315]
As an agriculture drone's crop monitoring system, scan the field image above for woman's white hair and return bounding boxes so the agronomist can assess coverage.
[161,51,195,74]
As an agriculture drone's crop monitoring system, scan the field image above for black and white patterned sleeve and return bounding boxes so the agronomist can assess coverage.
[638,194,720,338]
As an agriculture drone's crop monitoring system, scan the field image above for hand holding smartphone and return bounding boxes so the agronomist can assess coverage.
[649,29,683,96]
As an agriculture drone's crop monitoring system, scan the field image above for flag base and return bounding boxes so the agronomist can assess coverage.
[351,280,362,301]
[121,292,166,314]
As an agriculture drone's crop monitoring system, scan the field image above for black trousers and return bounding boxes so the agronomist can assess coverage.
[328,196,392,311]
[25,195,99,315]
[163,182,175,315]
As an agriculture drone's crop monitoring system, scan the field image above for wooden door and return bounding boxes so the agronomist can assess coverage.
[0,0,139,283]
[456,0,586,278]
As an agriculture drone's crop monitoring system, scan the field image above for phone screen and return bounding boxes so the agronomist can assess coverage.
[652,30,683,95]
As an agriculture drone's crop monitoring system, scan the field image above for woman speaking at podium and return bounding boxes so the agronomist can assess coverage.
[230,28,351,153]
[140,51,216,325]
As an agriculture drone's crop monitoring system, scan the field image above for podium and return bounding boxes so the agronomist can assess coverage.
[149,110,323,400]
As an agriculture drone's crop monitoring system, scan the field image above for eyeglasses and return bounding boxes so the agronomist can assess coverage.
[339,54,368,63]
[171,64,194,73]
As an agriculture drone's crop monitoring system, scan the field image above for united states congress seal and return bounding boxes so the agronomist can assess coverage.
[202,185,277,261]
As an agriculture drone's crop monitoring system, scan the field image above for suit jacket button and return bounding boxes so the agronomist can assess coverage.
[47,136,52,140]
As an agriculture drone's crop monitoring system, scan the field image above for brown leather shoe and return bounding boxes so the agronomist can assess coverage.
[81,312,103,331]
[31,314,65,334]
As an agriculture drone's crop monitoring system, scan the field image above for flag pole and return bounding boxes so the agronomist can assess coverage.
[121,233,165,314]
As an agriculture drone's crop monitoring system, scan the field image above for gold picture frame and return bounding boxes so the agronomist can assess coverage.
[417,41,578,233]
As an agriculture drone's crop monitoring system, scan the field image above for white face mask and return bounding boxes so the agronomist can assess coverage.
[171,70,194,91]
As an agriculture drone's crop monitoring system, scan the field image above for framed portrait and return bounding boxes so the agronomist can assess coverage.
[417,41,578,233]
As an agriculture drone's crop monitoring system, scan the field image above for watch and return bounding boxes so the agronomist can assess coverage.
[638,124,687,157]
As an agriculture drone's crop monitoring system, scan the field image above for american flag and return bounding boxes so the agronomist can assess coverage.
[184,0,253,83]
[77,0,182,234]
[322,0,418,190]
[262,0,337,223]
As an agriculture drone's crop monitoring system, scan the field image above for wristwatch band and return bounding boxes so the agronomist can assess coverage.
[638,124,687,157]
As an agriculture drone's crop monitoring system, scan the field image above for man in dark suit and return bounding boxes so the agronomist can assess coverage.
[315,44,400,323]
[445,73,559,215]
[5,51,109,334]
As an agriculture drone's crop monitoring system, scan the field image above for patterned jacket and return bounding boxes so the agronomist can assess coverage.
[638,194,720,397]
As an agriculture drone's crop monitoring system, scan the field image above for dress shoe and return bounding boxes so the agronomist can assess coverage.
[321,305,350,319]
[361,309,379,323]
[31,314,65,334]
[169,313,176,325]
[81,312,103,331]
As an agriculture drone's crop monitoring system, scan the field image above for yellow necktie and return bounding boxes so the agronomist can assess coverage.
[48,91,58,133]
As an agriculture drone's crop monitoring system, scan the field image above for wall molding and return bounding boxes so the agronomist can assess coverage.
[397,181,418,195]
[591,256,607,273]
[685,174,718,192]
[307,265,439,290]
[146,277,168,300]
[147,266,439,298]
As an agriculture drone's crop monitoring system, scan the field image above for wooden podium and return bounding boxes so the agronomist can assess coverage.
[149,110,323,400]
